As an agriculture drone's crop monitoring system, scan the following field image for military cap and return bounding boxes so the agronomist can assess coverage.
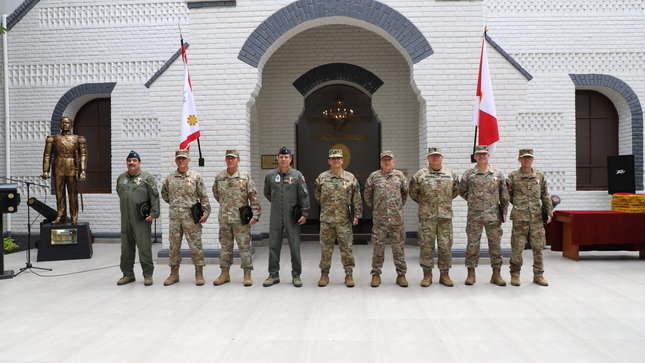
[380,151,394,159]
[175,150,190,159]
[427,147,442,156]
[474,145,489,154]
[127,150,141,160]
[519,149,534,158]
[328,149,343,158]
[226,149,240,158]
[278,146,292,155]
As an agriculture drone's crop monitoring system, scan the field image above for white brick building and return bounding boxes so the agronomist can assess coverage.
[1,0,643,256]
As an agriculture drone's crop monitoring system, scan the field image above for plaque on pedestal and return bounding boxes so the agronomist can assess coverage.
[37,222,93,261]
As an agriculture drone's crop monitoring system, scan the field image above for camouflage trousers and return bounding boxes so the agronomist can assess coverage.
[465,218,503,269]
[419,217,453,272]
[319,221,355,274]
[370,222,406,276]
[168,216,204,266]
[510,220,545,276]
[219,222,253,270]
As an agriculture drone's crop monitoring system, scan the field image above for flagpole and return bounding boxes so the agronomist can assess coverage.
[471,126,478,163]
[196,138,204,166]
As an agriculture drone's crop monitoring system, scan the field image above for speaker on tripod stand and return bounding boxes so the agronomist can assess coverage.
[1,184,21,279]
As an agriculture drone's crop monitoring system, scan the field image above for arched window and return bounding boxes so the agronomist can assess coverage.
[75,98,111,193]
[576,90,618,190]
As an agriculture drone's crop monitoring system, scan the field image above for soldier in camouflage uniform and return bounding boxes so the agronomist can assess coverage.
[161,150,211,286]
[212,150,261,287]
[364,151,409,287]
[263,147,310,287]
[314,149,363,288]
[459,145,510,286]
[116,151,160,286]
[506,149,553,287]
[409,147,459,287]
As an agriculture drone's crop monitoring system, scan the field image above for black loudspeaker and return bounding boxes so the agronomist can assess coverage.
[607,155,636,195]
[0,184,20,213]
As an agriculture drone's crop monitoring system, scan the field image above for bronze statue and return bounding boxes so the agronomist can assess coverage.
[41,116,87,224]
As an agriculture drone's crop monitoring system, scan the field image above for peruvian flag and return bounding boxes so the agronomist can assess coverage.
[180,38,200,150]
[472,36,499,154]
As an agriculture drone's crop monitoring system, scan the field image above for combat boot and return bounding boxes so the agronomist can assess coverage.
[243,269,252,286]
[144,276,153,286]
[117,275,135,286]
[490,267,506,286]
[439,270,454,287]
[345,274,355,288]
[533,275,549,286]
[370,274,381,287]
[195,266,205,286]
[318,272,329,287]
[465,268,476,285]
[511,273,521,286]
[420,270,432,287]
[213,268,231,286]
[292,275,303,288]
[263,274,280,287]
[396,274,408,287]
[164,266,180,286]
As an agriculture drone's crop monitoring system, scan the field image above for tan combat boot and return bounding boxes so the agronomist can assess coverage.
[533,275,549,286]
[439,270,454,287]
[490,267,506,286]
[465,267,476,285]
[195,266,205,286]
[318,272,330,287]
[144,276,153,286]
[396,274,408,287]
[243,269,252,286]
[345,274,355,288]
[164,266,180,286]
[117,275,135,286]
[420,270,432,287]
[370,274,381,287]
[213,268,231,286]
[511,273,521,286]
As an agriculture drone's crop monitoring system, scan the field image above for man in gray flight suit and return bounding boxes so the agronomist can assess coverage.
[116,151,160,286]
[263,147,310,287]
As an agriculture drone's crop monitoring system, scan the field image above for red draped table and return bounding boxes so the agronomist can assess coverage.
[546,210,645,261]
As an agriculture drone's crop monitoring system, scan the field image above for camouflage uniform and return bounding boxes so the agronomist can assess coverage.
[364,168,408,276]
[117,169,160,278]
[161,168,211,267]
[459,165,509,268]
[507,168,553,276]
[263,167,310,278]
[213,168,261,270]
[409,166,459,272]
[314,169,363,274]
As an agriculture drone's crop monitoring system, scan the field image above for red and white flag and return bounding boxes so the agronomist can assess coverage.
[472,36,499,154]
[180,38,200,150]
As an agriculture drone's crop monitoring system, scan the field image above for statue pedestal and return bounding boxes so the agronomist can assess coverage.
[37,222,93,261]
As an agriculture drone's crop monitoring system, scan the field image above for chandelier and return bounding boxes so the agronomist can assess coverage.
[323,97,354,131]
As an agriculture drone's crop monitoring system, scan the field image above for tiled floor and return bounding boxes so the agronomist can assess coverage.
[1,241,645,363]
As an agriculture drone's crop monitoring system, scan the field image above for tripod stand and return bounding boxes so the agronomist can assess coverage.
[2,177,52,276]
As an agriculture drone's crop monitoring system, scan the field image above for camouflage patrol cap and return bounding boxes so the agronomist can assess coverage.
[328,149,343,158]
[427,147,442,156]
[519,149,534,158]
[175,150,189,159]
[474,145,489,154]
[380,151,394,159]
[226,149,240,158]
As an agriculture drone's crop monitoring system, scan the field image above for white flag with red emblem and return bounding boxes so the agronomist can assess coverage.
[472,36,499,154]
[180,38,200,150]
